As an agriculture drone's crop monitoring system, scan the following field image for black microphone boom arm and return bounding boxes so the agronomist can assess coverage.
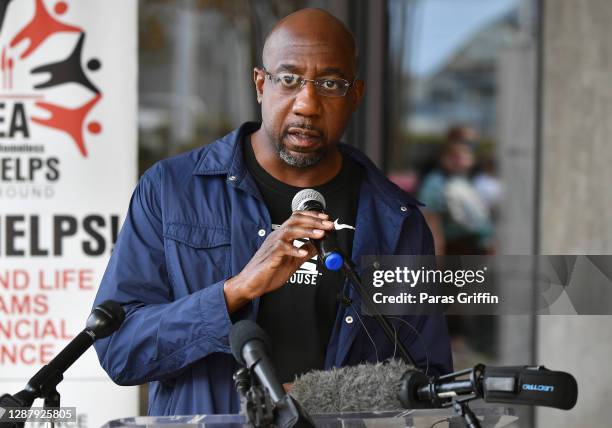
[0,300,125,421]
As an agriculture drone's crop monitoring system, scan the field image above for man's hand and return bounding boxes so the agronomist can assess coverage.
[223,211,334,313]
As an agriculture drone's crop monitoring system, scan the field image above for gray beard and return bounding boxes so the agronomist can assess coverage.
[275,141,326,168]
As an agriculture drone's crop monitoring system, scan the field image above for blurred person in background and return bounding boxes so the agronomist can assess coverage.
[419,125,494,255]
[473,156,502,220]
[419,126,497,364]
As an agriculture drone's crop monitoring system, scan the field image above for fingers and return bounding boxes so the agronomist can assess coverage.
[295,210,329,220]
[267,238,317,265]
[279,226,327,242]
[271,240,310,258]
[257,211,334,269]
[286,211,334,231]
[299,241,318,259]
[267,211,334,243]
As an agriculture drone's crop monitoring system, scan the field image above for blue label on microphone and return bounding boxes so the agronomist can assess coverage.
[522,384,555,392]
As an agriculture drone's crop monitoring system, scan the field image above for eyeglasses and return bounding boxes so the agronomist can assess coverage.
[260,68,355,98]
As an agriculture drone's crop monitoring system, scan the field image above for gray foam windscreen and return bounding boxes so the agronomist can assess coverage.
[289,359,415,413]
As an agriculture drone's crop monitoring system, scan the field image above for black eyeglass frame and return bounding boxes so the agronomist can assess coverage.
[259,67,357,98]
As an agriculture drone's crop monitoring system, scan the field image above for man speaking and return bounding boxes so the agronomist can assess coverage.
[93,8,452,416]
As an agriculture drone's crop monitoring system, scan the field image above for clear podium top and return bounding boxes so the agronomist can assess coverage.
[103,407,517,428]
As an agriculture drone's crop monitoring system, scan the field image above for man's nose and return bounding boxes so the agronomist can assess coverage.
[292,81,322,117]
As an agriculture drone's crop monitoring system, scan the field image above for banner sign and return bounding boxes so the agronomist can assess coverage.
[0,1,138,426]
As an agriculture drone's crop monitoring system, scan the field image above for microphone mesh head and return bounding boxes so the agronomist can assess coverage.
[229,320,272,366]
[291,189,326,212]
[87,300,126,339]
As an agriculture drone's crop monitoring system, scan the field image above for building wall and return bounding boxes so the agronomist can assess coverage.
[497,40,538,427]
[537,0,612,426]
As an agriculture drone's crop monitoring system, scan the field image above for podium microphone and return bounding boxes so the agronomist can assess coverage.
[399,364,578,411]
[289,359,413,413]
[230,320,314,428]
[0,300,125,410]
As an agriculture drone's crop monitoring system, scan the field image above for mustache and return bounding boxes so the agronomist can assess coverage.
[282,123,324,137]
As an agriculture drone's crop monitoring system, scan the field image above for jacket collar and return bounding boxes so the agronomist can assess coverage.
[193,121,422,209]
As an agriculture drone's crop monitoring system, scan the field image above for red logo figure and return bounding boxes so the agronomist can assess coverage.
[10,0,80,59]
[2,0,105,157]
[32,93,102,157]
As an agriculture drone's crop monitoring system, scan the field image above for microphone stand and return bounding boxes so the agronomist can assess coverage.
[234,368,274,427]
[399,366,484,428]
[0,360,64,428]
[0,301,124,428]
[233,368,314,428]
[453,397,482,428]
[341,258,417,367]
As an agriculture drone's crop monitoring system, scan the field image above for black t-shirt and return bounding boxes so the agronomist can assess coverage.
[243,136,363,383]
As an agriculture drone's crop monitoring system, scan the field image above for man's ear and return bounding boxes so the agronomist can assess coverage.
[253,68,265,104]
[350,79,365,112]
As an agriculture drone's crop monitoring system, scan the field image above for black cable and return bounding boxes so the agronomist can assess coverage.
[388,316,430,375]
[429,418,451,428]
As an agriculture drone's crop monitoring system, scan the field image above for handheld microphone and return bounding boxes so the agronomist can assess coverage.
[230,320,315,428]
[0,300,125,409]
[291,189,344,271]
[399,364,578,411]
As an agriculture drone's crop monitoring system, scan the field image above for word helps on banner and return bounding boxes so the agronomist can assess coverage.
[0,214,121,256]
[0,156,59,181]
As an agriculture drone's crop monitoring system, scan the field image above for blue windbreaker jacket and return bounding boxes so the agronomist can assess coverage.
[93,122,452,416]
